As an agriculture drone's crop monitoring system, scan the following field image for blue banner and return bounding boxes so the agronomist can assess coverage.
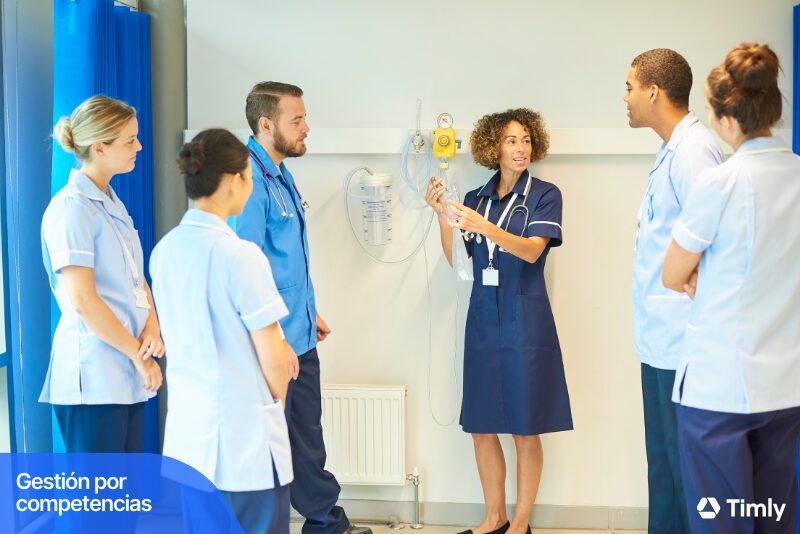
[52,0,159,453]
[0,453,243,533]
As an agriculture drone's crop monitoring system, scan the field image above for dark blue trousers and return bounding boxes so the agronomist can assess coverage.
[222,485,290,534]
[285,349,349,534]
[678,404,800,534]
[51,403,145,533]
[641,364,689,534]
[53,402,145,452]
[181,480,290,534]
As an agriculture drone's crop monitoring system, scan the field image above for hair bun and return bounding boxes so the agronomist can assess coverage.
[53,117,75,152]
[725,43,780,92]
[177,142,206,175]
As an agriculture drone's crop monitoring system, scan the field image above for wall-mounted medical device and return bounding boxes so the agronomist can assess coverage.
[359,170,394,246]
[432,112,456,159]
[344,167,394,247]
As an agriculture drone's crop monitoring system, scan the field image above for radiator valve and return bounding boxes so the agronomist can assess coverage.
[406,467,423,529]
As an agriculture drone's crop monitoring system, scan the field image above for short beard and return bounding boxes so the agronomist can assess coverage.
[274,128,307,158]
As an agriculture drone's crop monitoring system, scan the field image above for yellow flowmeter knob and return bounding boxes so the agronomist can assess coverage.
[432,127,456,158]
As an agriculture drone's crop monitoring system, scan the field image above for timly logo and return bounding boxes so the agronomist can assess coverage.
[697,497,721,519]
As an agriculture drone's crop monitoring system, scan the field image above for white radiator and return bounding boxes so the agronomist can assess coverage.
[320,385,407,486]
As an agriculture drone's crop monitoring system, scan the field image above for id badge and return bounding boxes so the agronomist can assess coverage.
[482,267,499,286]
[133,287,151,310]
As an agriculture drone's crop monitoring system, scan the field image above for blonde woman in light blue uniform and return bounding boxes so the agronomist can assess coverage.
[663,43,800,532]
[42,95,164,452]
[150,128,293,534]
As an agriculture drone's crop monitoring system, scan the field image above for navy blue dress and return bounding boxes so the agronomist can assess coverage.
[460,170,573,435]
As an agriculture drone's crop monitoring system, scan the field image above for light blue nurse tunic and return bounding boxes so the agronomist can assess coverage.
[40,168,154,405]
[150,208,293,492]
[671,136,800,414]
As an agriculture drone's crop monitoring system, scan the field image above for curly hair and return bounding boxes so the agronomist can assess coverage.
[470,108,549,170]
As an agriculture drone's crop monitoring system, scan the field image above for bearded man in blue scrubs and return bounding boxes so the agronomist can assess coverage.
[232,81,370,534]
[624,49,722,534]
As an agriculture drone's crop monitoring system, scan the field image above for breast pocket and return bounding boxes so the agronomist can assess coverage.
[266,212,303,290]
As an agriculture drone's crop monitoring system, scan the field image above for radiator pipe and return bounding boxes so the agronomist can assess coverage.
[406,467,423,529]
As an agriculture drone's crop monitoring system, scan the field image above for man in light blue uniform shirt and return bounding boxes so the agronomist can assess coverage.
[231,82,369,534]
[624,49,722,534]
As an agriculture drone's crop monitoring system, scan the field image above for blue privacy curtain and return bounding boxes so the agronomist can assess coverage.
[52,0,157,453]
[795,6,799,533]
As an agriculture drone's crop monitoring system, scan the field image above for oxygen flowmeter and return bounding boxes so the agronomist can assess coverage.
[432,112,456,159]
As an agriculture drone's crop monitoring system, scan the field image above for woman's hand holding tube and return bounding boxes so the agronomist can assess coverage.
[427,177,455,266]
[448,200,549,264]
[425,178,447,216]
[446,200,490,235]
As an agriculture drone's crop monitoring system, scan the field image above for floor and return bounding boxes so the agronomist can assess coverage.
[289,525,646,534]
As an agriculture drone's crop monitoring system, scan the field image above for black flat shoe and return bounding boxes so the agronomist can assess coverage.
[457,521,511,534]
[489,521,511,534]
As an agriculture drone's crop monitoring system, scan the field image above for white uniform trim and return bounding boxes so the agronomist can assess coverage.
[527,220,562,230]
[241,299,288,321]
[674,219,711,245]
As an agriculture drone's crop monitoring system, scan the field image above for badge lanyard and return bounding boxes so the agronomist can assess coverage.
[481,192,518,286]
[98,202,151,310]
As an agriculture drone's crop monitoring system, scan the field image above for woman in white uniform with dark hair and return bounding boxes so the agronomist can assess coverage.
[663,43,800,533]
[150,128,293,534]
[42,95,164,452]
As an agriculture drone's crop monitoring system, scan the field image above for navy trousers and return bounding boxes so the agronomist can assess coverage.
[182,481,290,534]
[641,364,689,534]
[51,403,145,533]
[221,485,290,534]
[285,349,349,534]
[53,402,145,452]
[678,404,800,534]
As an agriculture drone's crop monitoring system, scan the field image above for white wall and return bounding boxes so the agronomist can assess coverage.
[186,0,795,509]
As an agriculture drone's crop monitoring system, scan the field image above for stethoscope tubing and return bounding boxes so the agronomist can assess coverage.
[248,148,310,217]
[466,175,533,241]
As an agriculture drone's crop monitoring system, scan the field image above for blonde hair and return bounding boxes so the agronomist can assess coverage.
[53,96,136,162]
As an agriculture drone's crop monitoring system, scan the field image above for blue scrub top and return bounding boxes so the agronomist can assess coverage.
[671,137,800,414]
[40,169,153,405]
[230,138,317,356]
[150,209,293,491]
[631,112,722,370]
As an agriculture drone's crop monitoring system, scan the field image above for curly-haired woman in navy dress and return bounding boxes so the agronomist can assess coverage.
[426,108,573,534]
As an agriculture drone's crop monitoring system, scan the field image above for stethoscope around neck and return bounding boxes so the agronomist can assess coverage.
[248,148,310,218]
[464,174,533,243]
